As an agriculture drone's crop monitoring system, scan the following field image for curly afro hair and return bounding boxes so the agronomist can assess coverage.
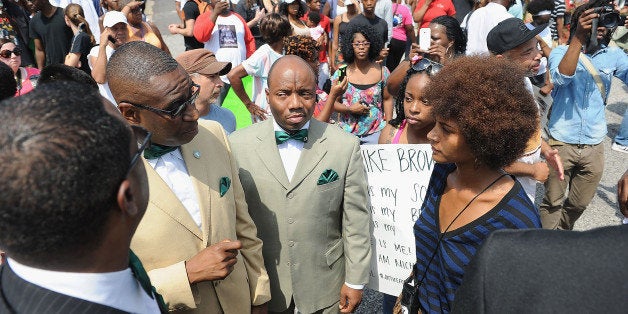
[424,56,538,170]
[278,0,307,19]
[284,35,318,63]
[341,23,384,64]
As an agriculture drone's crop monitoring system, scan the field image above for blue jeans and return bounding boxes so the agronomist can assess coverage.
[615,108,628,146]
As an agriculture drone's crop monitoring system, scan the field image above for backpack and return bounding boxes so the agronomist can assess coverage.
[192,0,211,14]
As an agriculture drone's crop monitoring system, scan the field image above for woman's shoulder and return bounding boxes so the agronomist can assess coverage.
[378,123,397,144]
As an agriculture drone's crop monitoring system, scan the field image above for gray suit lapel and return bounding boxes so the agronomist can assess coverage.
[289,119,327,192]
[255,120,290,189]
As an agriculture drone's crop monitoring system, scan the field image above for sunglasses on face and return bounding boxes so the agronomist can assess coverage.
[411,57,443,76]
[124,83,200,119]
[125,125,152,177]
[0,47,22,58]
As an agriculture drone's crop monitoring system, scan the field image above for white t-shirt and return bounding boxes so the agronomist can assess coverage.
[203,13,248,84]
[88,45,116,105]
[465,2,513,56]
[241,43,283,115]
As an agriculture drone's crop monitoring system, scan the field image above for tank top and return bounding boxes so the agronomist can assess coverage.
[391,119,407,144]
[128,21,162,49]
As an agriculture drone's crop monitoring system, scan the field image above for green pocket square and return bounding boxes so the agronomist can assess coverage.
[219,177,231,197]
[317,169,339,185]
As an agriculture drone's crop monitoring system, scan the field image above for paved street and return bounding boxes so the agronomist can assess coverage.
[146,1,627,311]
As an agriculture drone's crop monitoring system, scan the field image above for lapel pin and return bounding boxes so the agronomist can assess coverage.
[193,150,201,159]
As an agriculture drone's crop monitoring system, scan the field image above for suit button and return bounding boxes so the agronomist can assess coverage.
[289,241,295,247]
[287,261,291,266]
[287,218,294,224]
[287,192,294,199]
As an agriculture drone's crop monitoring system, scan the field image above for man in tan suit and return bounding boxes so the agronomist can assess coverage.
[229,56,372,313]
[107,41,271,313]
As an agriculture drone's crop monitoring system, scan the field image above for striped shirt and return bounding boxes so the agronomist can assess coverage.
[550,0,566,41]
[413,163,541,313]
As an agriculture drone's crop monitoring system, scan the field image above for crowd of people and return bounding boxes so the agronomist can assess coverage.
[1,0,628,312]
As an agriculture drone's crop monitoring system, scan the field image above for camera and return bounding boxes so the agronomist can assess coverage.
[593,6,626,29]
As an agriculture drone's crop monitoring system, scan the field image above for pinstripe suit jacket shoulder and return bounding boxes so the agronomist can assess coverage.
[0,265,127,314]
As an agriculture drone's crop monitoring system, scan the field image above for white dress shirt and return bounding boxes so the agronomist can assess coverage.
[146,149,202,229]
[465,2,513,55]
[272,120,364,290]
[8,258,161,313]
[273,120,308,182]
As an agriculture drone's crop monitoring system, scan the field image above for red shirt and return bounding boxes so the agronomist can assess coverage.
[414,0,455,28]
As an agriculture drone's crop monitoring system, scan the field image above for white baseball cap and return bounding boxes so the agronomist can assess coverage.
[103,11,128,28]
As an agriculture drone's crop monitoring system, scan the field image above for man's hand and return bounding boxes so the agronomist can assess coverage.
[618,170,628,218]
[168,23,181,34]
[251,303,268,314]
[542,146,565,181]
[377,47,389,63]
[339,284,363,313]
[540,82,554,96]
[574,9,600,43]
[211,0,230,20]
[246,101,268,122]
[185,239,242,284]
[531,161,550,182]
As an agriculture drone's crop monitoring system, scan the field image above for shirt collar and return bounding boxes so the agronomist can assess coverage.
[272,119,310,132]
[7,258,153,313]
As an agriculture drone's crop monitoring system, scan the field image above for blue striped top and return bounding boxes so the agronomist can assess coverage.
[413,163,541,313]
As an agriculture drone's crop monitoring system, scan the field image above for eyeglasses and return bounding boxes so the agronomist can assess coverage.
[352,41,370,48]
[123,83,200,119]
[412,57,443,76]
[0,47,22,58]
[126,125,152,177]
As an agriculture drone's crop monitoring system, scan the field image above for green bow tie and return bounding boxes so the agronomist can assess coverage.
[275,129,308,144]
[143,143,178,159]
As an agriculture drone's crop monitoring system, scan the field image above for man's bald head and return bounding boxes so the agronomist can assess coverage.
[266,55,317,131]
[267,55,317,89]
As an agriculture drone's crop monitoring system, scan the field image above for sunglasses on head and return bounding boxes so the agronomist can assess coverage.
[0,47,22,58]
[411,57,443,76]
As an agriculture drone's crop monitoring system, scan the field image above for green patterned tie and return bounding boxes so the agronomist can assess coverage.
[143,143,178,159]
[129,251,168,313]
[275,129,308,144]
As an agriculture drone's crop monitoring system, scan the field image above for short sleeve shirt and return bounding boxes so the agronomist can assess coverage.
[29,7,73,66]
[414,0,456,28]
[241,43,283,114]
[69,31,94,74]
[182,1,204,50]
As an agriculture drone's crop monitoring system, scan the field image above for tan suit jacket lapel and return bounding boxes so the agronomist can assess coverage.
[181,143,212,247]
[142,158,203,240]
[289,119,327,192]
[255,120,290,189]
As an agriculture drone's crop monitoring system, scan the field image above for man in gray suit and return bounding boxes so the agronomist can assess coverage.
[229,55,372,314]
[0,81,165,313]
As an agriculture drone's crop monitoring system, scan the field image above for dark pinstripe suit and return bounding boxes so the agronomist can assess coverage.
[0,265,127,314]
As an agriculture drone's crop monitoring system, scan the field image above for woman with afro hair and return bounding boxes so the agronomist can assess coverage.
[409,55,541,313]
[329,23,391,144]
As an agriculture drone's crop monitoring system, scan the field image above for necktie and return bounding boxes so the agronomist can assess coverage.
[143,143,178,159]
[275,129,308,144]
[129,251,168,313]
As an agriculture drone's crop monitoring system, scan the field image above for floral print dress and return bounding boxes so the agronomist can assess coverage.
[331,65,389,137]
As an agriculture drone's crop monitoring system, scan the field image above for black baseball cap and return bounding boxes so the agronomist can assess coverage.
[487,18,547,54]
